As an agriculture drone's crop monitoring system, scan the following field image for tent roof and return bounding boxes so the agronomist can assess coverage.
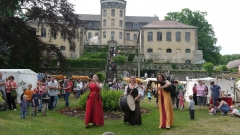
[0,69,38,75]
[187,77,215,81]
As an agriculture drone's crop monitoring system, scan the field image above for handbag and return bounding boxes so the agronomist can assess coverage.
[9,82,17,99]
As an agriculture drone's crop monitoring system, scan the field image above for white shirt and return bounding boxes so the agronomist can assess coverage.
[232,109,239,114]
[77,82,83,90]
[124,84,142,96]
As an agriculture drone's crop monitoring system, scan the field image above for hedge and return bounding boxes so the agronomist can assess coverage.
[79,90,123,111]
[52,59,106,68]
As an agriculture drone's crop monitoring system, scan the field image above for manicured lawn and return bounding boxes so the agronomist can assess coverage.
[0,95,239,135]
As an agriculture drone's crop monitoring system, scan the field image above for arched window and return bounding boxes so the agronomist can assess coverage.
[133,34,137,41]
[185,32,190,42]
[166,49,172,53]
[88,32,92,39]
[60,46,65,50]
[95,32,99,37]
[166,32,171,41]
[147,48,153,53]
[148,32,153,41]
[41,28,46,37]
[111,19,115,26]
[119,20,123,27]
[185,49,191,53]
[157,32,162,41]
[103,20,106,26]
[176,32,181,41]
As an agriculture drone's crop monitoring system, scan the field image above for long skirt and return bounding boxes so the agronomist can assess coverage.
[85,92,104,125]
[158,89,174,128]
[124,101,142,125]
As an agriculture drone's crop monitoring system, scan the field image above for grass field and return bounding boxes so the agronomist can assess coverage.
[0,95,239,135]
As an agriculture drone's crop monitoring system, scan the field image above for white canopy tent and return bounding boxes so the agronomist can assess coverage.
[185,77,236,103]
[0,69,38,103]
[185,77,215,102]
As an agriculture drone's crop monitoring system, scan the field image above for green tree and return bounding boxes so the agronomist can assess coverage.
[203,62,214,75]
[164,8,221,64]
[0,0,84,71]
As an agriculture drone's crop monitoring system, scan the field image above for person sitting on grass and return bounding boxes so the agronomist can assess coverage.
[209,104,215,115]
[228,105,240,117]
[20,95,28,119]
[216,98,230,116]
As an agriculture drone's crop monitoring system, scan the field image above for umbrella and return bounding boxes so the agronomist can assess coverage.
[227,59,240,69]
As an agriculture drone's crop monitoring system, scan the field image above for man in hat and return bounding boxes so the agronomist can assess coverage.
[210,81,221,109]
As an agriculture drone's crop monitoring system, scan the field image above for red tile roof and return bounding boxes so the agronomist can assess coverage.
[142,21,198,29]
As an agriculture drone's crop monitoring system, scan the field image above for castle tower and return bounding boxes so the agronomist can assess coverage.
[100,0,127,46]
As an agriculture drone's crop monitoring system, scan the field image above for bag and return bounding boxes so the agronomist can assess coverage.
[10,89,17,99]
[9,82,17,99]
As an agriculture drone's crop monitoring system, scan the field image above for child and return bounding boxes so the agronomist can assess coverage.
[178,90,184,111]
[209,104,215,115]
[24,84,34,114]
[31,89,40,117]
[20,88,27,101]
[147,91,151,102]
[20,95,28,119]
[229,105,240,117]
[41,88,49,116]
[188,95,195,120]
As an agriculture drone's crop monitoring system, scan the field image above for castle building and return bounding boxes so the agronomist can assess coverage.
[30,0,204,63]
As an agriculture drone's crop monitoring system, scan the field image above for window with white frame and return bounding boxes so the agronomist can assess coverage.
[133,23,139,29]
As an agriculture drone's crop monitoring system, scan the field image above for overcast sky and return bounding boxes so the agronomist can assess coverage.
[69,0,239,55]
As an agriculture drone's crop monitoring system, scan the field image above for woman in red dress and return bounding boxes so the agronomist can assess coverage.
[84,74,104,128]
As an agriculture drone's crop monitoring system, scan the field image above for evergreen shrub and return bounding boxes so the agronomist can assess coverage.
[79,90,123,111]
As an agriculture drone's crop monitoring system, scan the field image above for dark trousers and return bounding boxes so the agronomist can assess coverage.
[193,94,198,105]
[176,98,179,109]
[189,109,195,119]
[6,93,16,110]
[48,96,55,110]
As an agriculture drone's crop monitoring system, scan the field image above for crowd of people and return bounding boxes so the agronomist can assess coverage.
[1,71,240,132]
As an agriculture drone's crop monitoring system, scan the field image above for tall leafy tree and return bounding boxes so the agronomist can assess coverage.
[164,8,221,64]
[0,0,84,71]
